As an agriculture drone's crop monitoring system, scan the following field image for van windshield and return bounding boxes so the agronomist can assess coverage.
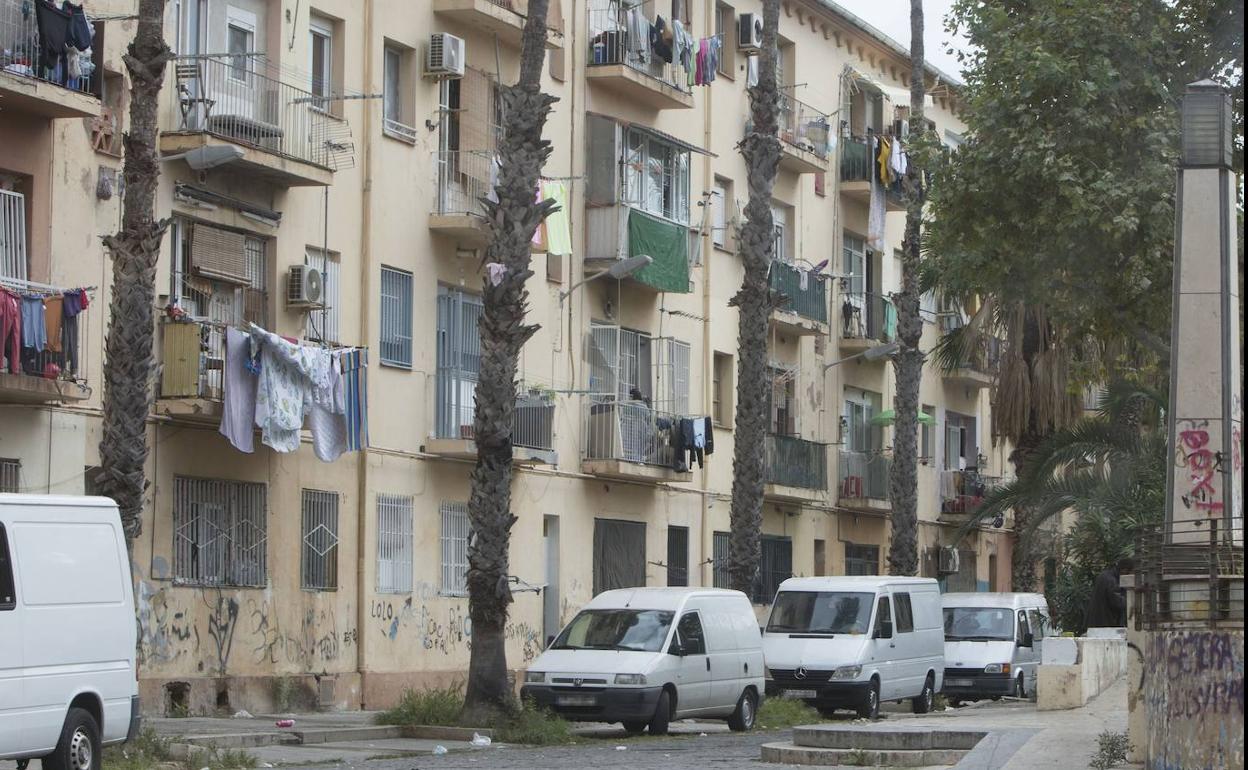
[944,607,1015,641]
[551,609,675,652]
[766,591,874,635]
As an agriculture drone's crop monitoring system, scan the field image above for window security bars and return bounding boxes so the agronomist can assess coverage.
[172,476,267,587]
[377,494,414,593]
[300,489,339,591]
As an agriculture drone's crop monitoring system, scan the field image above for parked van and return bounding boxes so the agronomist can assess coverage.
[941,592,1052,703]
[520,587,764,735]
[0,494,141,770]
[762,576,944,718]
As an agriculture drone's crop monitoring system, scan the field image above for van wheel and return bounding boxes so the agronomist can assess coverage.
[648,690,672,736]
[856,680,880,720]
[727,689,757,732]
[1014,673,1027,699]
[912,675,936,714]
[44,707,101,770]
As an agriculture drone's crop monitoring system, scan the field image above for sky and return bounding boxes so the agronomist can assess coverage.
[830,0,967,82]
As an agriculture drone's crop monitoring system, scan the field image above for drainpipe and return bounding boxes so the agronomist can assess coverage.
[700,0,714,587]
[355,0,375,707]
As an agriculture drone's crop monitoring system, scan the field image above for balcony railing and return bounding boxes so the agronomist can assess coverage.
[840,136,903,197]
[435,382,556,453]
[0,278,90,401]
[766,434,827,490]
[170,54,346,170]
[770,261,828,324]
[433,149,494,218]
[838,290,893,343]
[0,0,94,95]
[586,1,692,95]
[838,450,890,501]
[939,470,1005,515]
[1133,517,1245,630]
[780,96,831,159]
[158,318,227,402]
[583,399,682,469]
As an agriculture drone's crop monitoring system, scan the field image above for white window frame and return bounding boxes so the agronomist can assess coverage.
[309,16,334,111]
[711,178,729,249]
[622,128,691,225]
[379,266,413,368]
[305,247,340,343]
[382,43,417,141]
[440,500,471,597]
[225,6,257,83]
[376,494,413,594]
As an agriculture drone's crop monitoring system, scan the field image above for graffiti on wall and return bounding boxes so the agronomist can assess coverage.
[137,579,198,666]
[1174,419,1239,515]
[248,600,354,670]
[369,582,544,661]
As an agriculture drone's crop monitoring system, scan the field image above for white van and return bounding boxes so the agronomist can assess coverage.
[941,592,1052,703]
[0,495,141,770]
[762,576,944,718]
[520,587,764,735]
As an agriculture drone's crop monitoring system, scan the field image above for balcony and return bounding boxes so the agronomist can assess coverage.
[754,96,830,174]
[156,318,226,421]
[838,290,893,354]
[764,434,828,501]
[0,0,100,119]
[159,55,348,187]
[839,137,904,212]
[769,261,828,335]
[432,0,564,50]
[838,450,890,511]
[585,2,694,111]
[938,317,996,389]
[429,149,493,246]
[938,470,1006,524]
[582,400,692,483]
[0,279,91,404]
[585,205,694,294]
[427,388,558,466]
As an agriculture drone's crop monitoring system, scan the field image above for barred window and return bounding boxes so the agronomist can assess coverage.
[845,542,880,576]
[712,530,730,588]
[440,501,471,596]
[0,459,20,494]
[753,536,792,604]
[380,267,413,368]
[377,494,414,593]
[301,489,339,591]
[172,476,267,587]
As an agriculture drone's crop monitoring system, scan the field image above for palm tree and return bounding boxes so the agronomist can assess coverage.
[462,0,555,718]
[728,0,783,595]
[886,0,927,577]
[97,0,174,548]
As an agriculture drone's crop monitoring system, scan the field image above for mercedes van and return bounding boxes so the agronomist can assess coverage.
[1,494,141,770]
[762,576,944,718]
[520,587,764,735]
[941,592,1052,703]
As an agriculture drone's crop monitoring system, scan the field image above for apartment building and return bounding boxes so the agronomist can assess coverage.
[0,0,1015,715]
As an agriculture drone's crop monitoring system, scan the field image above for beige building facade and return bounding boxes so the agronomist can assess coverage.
[1,0,1016,716]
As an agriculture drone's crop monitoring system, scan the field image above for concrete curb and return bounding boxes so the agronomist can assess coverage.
[402,724,494,741]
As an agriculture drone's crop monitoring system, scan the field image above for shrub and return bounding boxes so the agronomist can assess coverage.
[377,685,574,746]
[1090,731,1131,770]
[496,701,574,746]
[756,697,821,729]
[377,683,465,727]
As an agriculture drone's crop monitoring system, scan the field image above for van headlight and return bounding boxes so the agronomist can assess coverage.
[830,665,862,681]
[614,673,647,685]
[984,663,1011,675]
[524,671,546,684]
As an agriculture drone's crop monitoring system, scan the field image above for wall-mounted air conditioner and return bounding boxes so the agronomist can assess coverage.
[426,33,466,78]
[738,13,763,52]
[287,265,324,307]
[938,546,961,575]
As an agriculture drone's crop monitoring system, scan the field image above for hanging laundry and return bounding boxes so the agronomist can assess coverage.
[695,37,708,85]
[19,296,46,351]
[867,138,886,252]
[339,347,370,452]
[485,262,507,286]
[249,326,333,453]
[219,327,258,453]
[890,137,908,178]
[650,15,673,63]
[746,55,759,87]
[61,289,87,375]
[541,180,573,256]
[43,295,63,354]
[0,290,21,374]
[531,186,547,249]
[884,300,898,341]
[33,1,71,75]
[627,7,649,63]
[705,35,720,83]
[308,353,347,462]
[877,136,893,185]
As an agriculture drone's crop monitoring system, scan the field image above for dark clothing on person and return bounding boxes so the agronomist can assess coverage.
[1085,567,1126,628]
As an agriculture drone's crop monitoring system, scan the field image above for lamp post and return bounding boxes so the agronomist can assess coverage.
[558,254,653,308]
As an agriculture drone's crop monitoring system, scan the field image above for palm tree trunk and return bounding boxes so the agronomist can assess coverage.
[462,0,555,718]
[1009,429,1044,591]
[887,0,925,576]
[97,0,173,549]
[728,0,783,596]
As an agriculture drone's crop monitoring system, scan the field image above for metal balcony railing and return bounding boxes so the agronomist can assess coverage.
[780,95,831,159]
[766,434,828,490]
[432,149,494,218]
[770,261,828,324]
[171,54,346,169]
[0,278,90,388]
[838,290,892,343]
[1133,517,1245,630]
[158,318,227,401]
[0,0,95,95]
[583,399,682,469]
[434,382,556,453]
[840,136,903,196]
[586,1,692,94]
[939,470,1006,515]
[838,450,890,501]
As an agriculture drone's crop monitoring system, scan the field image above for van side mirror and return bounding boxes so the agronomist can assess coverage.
[1020,632,1034,648]
[874,620,893,640]
[668,640,686,657]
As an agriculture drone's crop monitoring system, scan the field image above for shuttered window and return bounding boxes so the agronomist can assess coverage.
[592,518,646,595]
[0,189,28,282]
[753,536,792,604]
[0,459,19,494]
[300,489,339,591]
[377,494,413,593]
[172,476,267,587]
[380,267,413,368]
[191,222,249,284]
[440,500,470,596]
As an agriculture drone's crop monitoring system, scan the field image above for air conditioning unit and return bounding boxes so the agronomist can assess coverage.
[737,12,763,51]
[287,265,324,307]
[426,33,466,78]
[893,119,910,138]
[938,546,960,576]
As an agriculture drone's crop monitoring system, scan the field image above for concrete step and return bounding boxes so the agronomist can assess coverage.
[178,725,402,749]
[761,741,968,767]
[792,725,987,751]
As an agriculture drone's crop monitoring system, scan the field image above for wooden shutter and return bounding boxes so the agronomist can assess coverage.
[459,67,496,186]
[190,223,249,284]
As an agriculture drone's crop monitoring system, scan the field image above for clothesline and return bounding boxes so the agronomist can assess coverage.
[0,276,96,296]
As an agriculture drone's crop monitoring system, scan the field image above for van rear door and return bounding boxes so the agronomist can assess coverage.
[0,519,29,756]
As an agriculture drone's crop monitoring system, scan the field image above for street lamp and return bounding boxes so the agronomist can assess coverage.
[1180,79,1233,169]
[558,254,653,307]
[822,341,901,370]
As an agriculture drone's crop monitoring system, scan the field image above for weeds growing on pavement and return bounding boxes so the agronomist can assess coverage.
[756,697,821,729]
[104,728,255,770]
[495,701,575,745]
[1090,731,1131,770]
[843,748,870,766]
[377,683,465,726]
[377,683,573,745]
[933,693,950,711]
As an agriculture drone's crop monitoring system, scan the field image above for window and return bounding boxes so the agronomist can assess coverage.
[845,543,879,576]
[0,522,15,610]
[0,183,29,282]
[383,43,416,140]
[169,219,267,327]
[436,287,484,438]
[920,404,935,462]
[711,177,732,248]
[1017,610,1030,642]
[660,338,691,415]
[172,476,267,587]
[674,612,707,655]
[713,352,733,426]
[754,536,792,604]
[376,494,413,593]
[875,595,892,636]
[379,267,413,368]
[842,232,867,297]
[843,396,881,452]
[772,204,791,264]
[593,519,646,595]
[893,592,914,633]
[440,501,470,596]
[586,323,690,413]
[715,3,736,77]
[769,369,796,436]
[0,458,19,493]
[712,531,730,588]
[666,526,689,587]
[305,247,340,343]
[622,128,691,224]
[300,489,339,590]
[813,539,826,576]
[225,6,256,83]
[309,15,334,112]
